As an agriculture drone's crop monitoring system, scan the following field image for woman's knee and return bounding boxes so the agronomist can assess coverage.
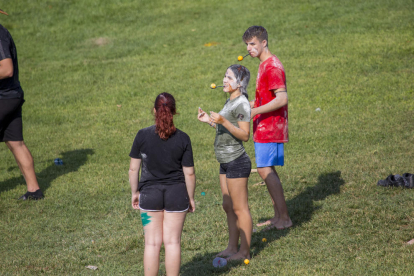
[232,205,250,218]
[222,200,233,213]
[145,239,163,248]
[145,232,163,247]
[163,237,181,247]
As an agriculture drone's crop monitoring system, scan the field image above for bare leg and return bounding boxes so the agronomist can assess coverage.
[6,141,40,192]
[141,211,163,276]
[226,177,252,261]
[216,174,239,257]
[257,166,292,230]
[163,211,187,276]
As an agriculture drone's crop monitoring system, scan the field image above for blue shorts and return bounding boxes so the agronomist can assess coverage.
[254,142,284,167]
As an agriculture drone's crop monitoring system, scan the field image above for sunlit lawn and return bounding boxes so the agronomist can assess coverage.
[0,0,413,274]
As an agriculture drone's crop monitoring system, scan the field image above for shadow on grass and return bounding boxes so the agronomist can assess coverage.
[180,171,345,275]
[0,149,94,196]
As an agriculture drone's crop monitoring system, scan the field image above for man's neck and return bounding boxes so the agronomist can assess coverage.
[259,48,273,63]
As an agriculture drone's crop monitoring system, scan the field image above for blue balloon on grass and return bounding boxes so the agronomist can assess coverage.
[201,192,206,196]
[54,158,63,165]
[213,257,227,268]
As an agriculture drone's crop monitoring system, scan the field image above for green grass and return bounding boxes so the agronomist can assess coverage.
[1,0,413,274]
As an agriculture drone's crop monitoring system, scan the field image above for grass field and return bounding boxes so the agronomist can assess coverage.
[0,0,413,275]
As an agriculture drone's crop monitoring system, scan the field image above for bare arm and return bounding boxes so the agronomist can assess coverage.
[210,111,250,142]
[183,166,196,212]
[197,107,216,128]
[129,158,141,209]
[0,58,13,79]
[221,119,250,142]
[251,89,288,119]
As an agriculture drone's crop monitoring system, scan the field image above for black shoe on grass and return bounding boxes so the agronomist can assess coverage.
[402,173,414,188]
[377,177,389,187]
[18,189,44,200]
[377,174,404,187]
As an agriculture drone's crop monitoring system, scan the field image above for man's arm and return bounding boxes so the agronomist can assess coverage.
[0,58,13,79]
[251,88,287,119]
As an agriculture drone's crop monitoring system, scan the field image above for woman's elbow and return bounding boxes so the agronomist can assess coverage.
[242,132,250,142]
[183,167,195,177]
[185,173,196,179]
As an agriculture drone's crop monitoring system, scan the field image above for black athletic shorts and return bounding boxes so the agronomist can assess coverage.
[0,98,24,142]
[219,152,251,179]
[139,183,189,212]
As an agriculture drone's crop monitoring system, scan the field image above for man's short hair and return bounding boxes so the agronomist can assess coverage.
[243,26,268,47]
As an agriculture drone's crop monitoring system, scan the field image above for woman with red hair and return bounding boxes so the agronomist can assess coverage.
[129,92,195,276]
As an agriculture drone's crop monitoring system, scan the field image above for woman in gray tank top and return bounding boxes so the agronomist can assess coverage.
[197,64,253,262]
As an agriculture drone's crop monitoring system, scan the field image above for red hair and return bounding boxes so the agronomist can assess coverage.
[154,92,177,140]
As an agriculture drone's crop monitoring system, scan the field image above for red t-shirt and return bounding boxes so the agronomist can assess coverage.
[253,55,288,143]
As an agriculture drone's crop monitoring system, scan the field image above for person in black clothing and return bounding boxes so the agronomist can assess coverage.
[129,92,195,276]
[0,9,43,200]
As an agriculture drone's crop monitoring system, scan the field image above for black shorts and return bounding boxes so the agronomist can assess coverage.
[139,183,189,212]
[220,152,251,179]
[0,98,24,142]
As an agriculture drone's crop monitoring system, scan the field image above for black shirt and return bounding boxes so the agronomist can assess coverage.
[0,24,23,99]
[129,125,194,190]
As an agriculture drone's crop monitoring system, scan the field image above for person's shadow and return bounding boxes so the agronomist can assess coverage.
[180,171,345,275]
[0,149,94,196]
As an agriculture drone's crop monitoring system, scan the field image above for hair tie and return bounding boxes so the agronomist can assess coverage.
[162,103,167,106]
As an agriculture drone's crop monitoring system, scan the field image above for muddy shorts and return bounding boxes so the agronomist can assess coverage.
[219,152,251,179]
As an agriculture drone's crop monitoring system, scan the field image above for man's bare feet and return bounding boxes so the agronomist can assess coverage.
[263,219,292,231]
[216,247,237,258]
[226,252,250,261]
[256,220,272,227]
[257,217,293,231]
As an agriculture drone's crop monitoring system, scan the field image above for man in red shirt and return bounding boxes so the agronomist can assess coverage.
[243,26,292,230]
